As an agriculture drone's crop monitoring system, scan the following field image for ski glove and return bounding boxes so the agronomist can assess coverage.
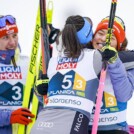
[10,108,35,125]
[101,45,118,64]
[48,24,60,44]
[34,74,49,96]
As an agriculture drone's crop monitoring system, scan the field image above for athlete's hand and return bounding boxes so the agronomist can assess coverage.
[10,108,35,125]
[48,24,60,44]
[101,45,118,64]
[34,74,49,96]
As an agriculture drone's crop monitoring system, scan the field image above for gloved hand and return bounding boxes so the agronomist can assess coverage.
[48,24,60,44]
[101,45,118,64]
[34,74,49,96]
[10,108,35,125]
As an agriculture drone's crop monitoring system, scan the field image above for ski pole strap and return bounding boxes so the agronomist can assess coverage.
[101,45,118,64]
[103,0,117,69]
[91,1,118,134]
[47,0,53,24]
[34,78,49,96]
[36,79,49,86]
[40,0,50,72]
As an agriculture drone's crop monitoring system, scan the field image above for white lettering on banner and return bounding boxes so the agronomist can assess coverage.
[37,122,54,128]
[58,57,78,64]
[92,108,109,114]
[0,73,22,79]
[90,116,117,123]
[49,98,81,105]
[7,30,14,34]
[45,95,94,114]
[89,110,127,125]
[0,66,21,73]
[0,66,22,79]
[49,90,75,95]
[0,24,17,31]
[74,114,84,132]
[56,63,77,70]
[12,86,22,100]
[56,57,78,70]
[0,101,22,106]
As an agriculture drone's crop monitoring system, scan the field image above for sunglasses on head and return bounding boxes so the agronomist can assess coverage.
[114,16,126,31]
[102,16,126,31]
[0,15,16,28]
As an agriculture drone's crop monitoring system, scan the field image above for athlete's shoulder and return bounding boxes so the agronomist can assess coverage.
[118,50,134,63]
[118,50,134,70]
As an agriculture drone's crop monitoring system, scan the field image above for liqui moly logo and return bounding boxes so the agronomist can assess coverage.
[0,66,22,79]
[56,57,78,70]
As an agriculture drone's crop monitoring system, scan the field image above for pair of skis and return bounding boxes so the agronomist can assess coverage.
[17,5,41,134]
[17,0,53,134]
[91,0,118,134]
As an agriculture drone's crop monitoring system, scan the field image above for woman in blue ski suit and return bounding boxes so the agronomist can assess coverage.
[0,15,35,134]
[88,16,134,134]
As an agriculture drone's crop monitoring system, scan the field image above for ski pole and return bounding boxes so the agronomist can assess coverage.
[40,0,50,75]
[39,0,51,105]
[91,0,117,134]
[27,1,54,133]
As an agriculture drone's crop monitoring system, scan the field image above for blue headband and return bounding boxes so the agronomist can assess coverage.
[77,18,93,45]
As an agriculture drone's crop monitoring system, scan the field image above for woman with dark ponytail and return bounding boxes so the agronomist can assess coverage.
[31,15,128,134]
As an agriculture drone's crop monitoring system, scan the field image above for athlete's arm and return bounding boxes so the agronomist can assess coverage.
[119,50,134,70]
[0,109,12,126]
[108,58,134,102]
